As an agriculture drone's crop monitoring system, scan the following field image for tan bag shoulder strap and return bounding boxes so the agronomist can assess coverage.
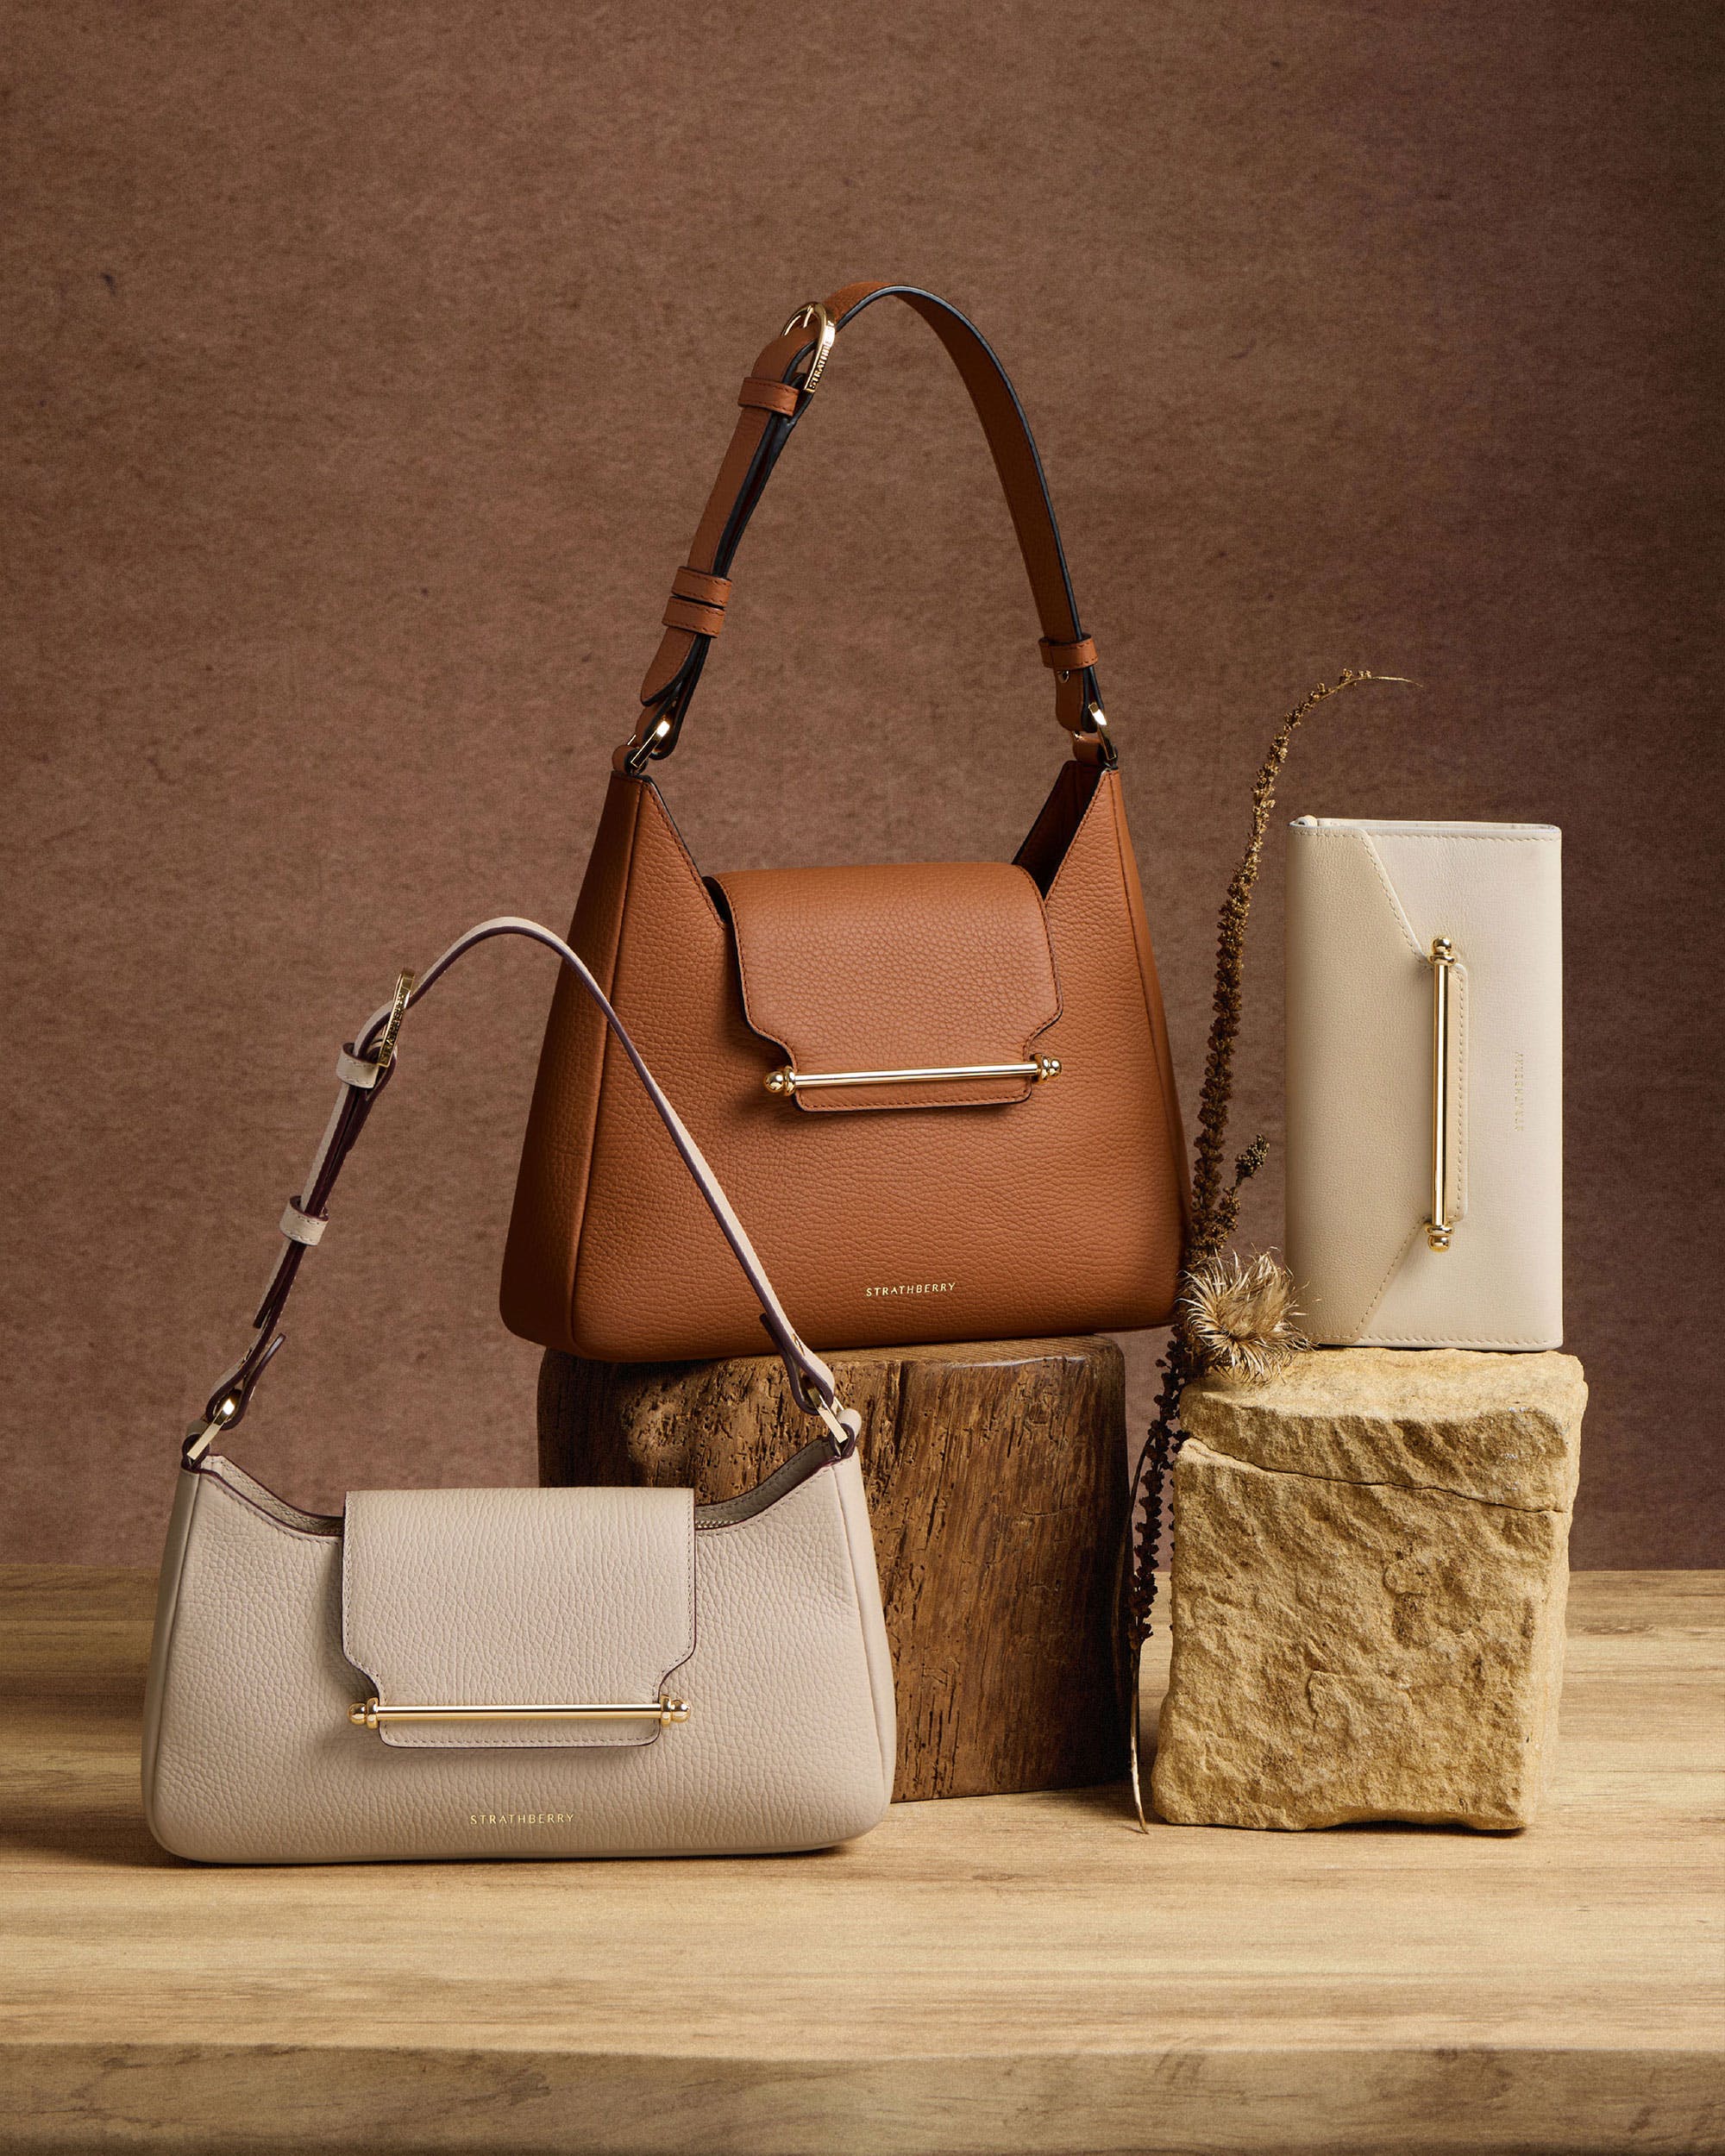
[625,281,1110,770]
[185,918,857,1463]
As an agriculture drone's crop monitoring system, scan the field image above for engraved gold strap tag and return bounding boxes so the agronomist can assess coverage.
[371,970,415,1071]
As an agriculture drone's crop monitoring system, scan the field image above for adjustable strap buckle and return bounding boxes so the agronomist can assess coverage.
[781,302,836,398]
[370,971,414,1071]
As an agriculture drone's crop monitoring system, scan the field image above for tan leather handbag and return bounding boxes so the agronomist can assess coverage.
[144,919,895,1864]
[503,281,1188,1364]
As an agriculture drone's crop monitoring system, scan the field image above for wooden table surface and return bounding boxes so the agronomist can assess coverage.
[3,1566,1721,2156]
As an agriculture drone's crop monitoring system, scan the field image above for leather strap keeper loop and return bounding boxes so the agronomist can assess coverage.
[738,375,800,417]
[1038,636,1098,675]
[662,595,726,638]
[335,1046,383,1092]
[671,567,732,609]
[279,1200,327,1247]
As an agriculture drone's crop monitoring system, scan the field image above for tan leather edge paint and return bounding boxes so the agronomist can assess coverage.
[499,774,646,1351]
[1101,769,1193,1230]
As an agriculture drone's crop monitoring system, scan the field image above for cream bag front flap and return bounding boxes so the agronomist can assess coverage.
[141,919,896,1865]
[1284,819,1563,1351]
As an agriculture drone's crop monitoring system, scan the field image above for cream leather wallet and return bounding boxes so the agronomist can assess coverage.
[1285,818,1562,1350]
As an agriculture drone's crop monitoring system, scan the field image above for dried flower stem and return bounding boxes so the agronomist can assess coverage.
[1120,669,1411,1823]
[1189,668,1386,1255]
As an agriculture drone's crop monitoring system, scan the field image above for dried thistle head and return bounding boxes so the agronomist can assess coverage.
[1179,1251,1308,1384]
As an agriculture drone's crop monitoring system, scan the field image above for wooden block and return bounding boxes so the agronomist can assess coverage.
[539,1337,1127,1801]
[1152,1347,1587,1831]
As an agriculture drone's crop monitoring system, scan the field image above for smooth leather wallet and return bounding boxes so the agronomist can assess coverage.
[1284,818,1563,1351]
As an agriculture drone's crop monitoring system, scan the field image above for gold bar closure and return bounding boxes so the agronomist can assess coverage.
[764,1056,1062,1097]
[1426,937,1457,1251]
[348,1696,690,1729]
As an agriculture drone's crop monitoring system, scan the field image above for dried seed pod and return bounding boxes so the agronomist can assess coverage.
[1180,1250,1308,1384]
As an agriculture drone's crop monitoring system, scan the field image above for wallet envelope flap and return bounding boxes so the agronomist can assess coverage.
[712,861,1060,1112]
[1286,824,1440,1340]
[342,1486,695,1749]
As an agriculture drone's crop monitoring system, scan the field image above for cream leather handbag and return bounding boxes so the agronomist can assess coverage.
[1285,818,1563,1350]
[142,919,896,1865]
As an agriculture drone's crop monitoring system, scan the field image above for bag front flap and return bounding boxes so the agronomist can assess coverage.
[342,1486,695,1750]
[712,861,1060,1113]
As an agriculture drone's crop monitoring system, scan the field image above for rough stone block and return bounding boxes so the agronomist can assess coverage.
[1151,1348,1586,1831]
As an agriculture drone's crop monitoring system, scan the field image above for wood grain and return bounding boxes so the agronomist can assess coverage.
[539,1338,1129,1799]
[1,1568,1721,2154]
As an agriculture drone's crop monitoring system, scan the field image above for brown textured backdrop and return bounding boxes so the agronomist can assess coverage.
[3,2,1718,1565]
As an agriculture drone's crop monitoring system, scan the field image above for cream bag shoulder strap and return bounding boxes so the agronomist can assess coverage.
[185,915,861,1465]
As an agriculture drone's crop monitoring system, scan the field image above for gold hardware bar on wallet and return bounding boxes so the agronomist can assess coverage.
[348,1696,691,1729]
[764,1055,1062,1096]
[1426,937,1456,1250]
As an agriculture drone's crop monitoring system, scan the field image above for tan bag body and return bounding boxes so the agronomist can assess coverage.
[502,283,1188,1362]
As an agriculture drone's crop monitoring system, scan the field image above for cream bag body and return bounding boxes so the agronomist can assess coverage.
[1285,818,1563,1351]
[142,920,896,1865]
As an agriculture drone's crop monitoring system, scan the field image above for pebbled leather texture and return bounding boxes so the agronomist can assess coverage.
[342,1487,696,1750]
[712,861,1059,1112]
[143,1443,895,1864]
[1285,818,1563,1350]
[501,764,1189,1362]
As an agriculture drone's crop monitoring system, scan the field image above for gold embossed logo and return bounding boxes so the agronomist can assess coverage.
[865,1281,957,1300]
